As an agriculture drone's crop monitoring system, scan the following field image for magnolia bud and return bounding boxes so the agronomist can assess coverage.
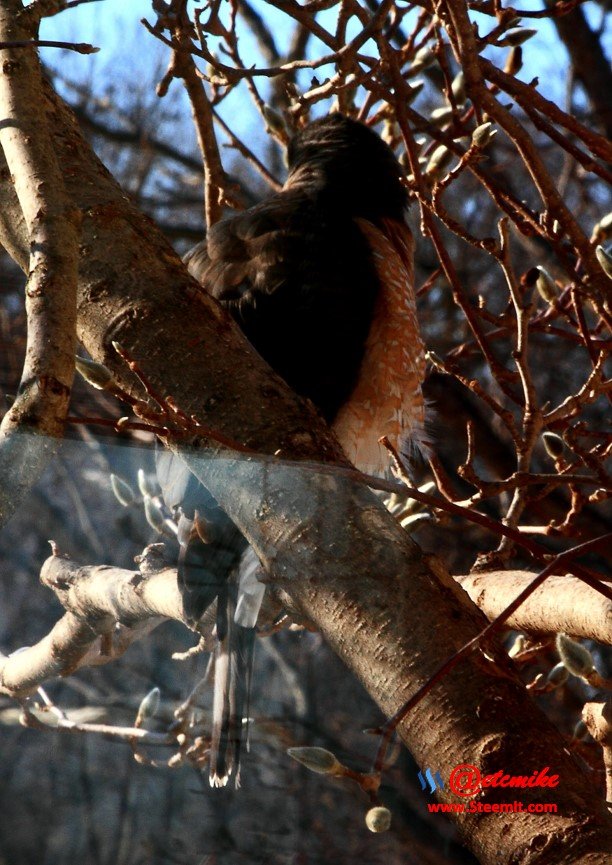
[75,356,113,390]
[504,46,523,76]
[425,144,453,179]
[137,469,158,498]
[136,687,160,726]
[287,746,341,775]
[507,634,526,658]
[546,662,569,687]
[556,633,596,678]
[430,106,454,128]
[595,245,612,278]
[496,27,537,47]
[144,497,167,534]
[542,431,565,458]
[111,474,136,507]
[365,806,392,833]
[471,122,496,148]
[451,71,466,105]
[407,46,435,76]
[535,267,558,303]
[591,211,612,243]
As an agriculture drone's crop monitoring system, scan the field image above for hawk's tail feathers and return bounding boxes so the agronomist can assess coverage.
[399,397,436,465]
[209,590,256,788]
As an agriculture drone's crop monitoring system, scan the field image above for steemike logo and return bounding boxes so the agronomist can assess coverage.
[417,763,560,814]
[417,768,445,793]
[448,764,559,797]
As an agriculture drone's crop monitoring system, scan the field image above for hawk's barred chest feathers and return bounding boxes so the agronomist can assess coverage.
[186,114,427,476]
[334,216,426,475]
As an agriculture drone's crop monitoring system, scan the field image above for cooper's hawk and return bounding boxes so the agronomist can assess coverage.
[161,113,427,786]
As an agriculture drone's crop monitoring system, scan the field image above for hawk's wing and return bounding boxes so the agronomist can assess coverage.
[185,190,381,425]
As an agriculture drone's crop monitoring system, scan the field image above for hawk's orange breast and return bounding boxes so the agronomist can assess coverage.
[331,217,427,476]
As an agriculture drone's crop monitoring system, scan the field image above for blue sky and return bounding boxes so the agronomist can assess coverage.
[37,0,610,181]
[39,1,611,112]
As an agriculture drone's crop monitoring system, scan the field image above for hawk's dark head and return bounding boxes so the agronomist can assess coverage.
[285,114,407,224]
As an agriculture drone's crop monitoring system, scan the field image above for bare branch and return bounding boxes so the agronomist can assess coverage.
[456,571,612,645]
[0,39,98,53]
[0,546,212,698]
[0,0,80,525]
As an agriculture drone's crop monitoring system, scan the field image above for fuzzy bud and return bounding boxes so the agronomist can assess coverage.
[595,245,612,278]
[136,687,160,726]
[504,46,523,76]
[425,144,453,179]
[556,633,596,678]
[75,356,113,390]
[535,266,558,303]
[110,474,136,507]
[429,106,454,128]
[407,46,435,76]
[546,662,569,687]
[137,469,158,498]
[144,497,167,534]
[542,431,565,459]
[507,634,526,658]
[451,71,466,105]
[496,27,537,47]
[365,806,392,833]
[471,122,496,148]
[287,746,342,775]
[591,211,612,243]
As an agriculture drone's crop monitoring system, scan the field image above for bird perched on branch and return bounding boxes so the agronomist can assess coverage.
[159,113,427,787]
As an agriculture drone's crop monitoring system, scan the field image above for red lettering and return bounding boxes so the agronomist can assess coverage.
[507,777,529,788]
[532,767,559,788]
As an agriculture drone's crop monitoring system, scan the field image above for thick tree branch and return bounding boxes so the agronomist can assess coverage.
[0,548,203,697]
[456,571,612,645]
[0,1,79,524]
